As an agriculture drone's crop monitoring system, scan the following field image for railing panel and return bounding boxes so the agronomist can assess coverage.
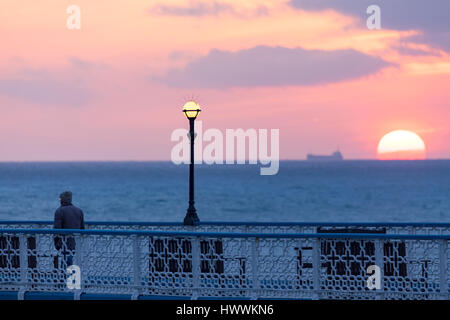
[0,228,449,300]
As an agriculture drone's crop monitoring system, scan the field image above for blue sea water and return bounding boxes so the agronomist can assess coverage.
[0,161,449,223]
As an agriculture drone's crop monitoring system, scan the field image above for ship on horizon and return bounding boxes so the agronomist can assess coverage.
[306,150,343,161]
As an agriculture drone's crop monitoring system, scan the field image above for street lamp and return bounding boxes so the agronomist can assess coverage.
[182,100,201,226]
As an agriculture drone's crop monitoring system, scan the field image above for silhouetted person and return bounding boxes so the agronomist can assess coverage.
[53,191,85,268]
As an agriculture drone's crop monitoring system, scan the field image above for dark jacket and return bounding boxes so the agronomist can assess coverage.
[53,203,85,251]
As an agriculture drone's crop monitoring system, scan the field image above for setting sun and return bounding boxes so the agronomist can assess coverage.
[377,130,426,160]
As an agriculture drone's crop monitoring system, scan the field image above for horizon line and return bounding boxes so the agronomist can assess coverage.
[0,158,449,163]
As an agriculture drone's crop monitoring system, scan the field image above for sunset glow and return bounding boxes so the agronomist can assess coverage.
[0,1,448,161]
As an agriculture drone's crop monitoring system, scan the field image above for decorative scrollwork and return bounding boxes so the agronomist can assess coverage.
[0,227,448,300]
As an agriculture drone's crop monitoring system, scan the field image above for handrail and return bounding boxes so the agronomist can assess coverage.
[1,228,450,240]
[2,220,450,227]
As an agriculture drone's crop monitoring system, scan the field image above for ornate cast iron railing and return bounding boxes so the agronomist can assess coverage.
[0,226,449,300]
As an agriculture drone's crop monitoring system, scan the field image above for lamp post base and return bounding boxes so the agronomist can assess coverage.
[183,207,200,226]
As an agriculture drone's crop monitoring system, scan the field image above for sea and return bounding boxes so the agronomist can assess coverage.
[0,160,449,223]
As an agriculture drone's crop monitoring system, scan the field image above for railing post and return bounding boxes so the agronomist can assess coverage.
[191,237,200,300]
[312,238,320,300]
[374,239,384,299]
[19,234,28,299]
[251,237,259,300]
[439,239,448,300]
[132,235,142,300]
[74,234,84,300]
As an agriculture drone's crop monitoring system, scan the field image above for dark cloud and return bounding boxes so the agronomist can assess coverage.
[406,33,450,53]
[161,46,392,89]
[169,50,198,61]
[393,45,441,57]
[150,1,268,18]
[289,0,450,51]
[152,2,234,17]
[289,0,449,32]
[0,58,94,106]
[69,56,93,69]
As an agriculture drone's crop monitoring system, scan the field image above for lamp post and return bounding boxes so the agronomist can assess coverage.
[182,101,201,226]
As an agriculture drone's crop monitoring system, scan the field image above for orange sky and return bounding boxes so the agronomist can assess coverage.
[0,0,449,160]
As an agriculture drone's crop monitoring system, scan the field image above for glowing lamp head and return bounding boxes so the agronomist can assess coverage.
[182,101,201,120]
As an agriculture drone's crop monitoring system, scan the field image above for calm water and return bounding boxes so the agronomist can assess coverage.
[0,161,449,223]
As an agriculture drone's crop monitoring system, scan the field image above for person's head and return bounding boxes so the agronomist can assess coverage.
[59,191,72,205]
